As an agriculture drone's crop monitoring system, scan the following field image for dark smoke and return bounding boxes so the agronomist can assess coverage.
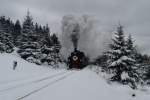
[70,23,80,50]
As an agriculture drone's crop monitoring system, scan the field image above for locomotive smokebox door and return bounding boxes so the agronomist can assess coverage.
[73,55,78,61]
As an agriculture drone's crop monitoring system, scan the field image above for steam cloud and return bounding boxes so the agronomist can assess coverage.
[61,15,112,60]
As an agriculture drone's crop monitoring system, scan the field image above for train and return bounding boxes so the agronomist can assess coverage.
[67,48,88,69]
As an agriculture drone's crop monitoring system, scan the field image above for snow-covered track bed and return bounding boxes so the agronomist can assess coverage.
[0,71,62,86]
[0,71,75,100]
[16,71,74,100]
[0,71,67,93]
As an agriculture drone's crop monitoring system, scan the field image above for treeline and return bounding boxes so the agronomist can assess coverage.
[94,25,150,89]
[0,11,61,66]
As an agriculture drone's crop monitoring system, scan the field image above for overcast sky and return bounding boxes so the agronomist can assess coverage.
[0,0,150,55]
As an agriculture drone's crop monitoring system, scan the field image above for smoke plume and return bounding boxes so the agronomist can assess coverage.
[70,23,80,50]
[61,15,112,60]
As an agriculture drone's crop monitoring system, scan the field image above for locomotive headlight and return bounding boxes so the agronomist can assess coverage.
[73,56,78,61]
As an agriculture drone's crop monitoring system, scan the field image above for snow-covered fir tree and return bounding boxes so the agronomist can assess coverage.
[0,16,14,34]
[0,16,14,53]
[40,34,61,66]
[44,24,51,46]
[17,11,42,64]
[0,31,14,53]
[106,25,139,89]
[50,34,61,64]
[13,20,21,46]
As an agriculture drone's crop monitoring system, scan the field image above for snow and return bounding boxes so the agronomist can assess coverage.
[121,72,130,80]
[19,69,150,100]
[109,49,121,54]
[0,54,56,82]
[0,54,150,100]
[110,56,134,67]
[121,56,135,61]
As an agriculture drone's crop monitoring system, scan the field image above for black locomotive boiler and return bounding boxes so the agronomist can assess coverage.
[67,48,88,69]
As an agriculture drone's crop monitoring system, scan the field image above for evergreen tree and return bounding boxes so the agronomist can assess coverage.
[17,11,34,46]
[0,16,14,53]
[14,20,21,46]
[0,31,14,53]
[0,16,14,36]
[126,35,139,60]
[137,54,150,82]
[105,25,139,89]
[40,45,54,65]
[51,34,61,65]
[126,34,141,85]
[94,54,109,71]
[41,34,61,66]
[43,24,51,46]
[17,11,42,64]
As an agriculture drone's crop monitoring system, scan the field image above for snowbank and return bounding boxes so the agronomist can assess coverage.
[0,53,64,84]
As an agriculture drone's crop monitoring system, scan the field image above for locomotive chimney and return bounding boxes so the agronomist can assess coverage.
[74,47,77,52]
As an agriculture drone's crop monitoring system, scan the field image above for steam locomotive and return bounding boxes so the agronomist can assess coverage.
[67,48,88,69]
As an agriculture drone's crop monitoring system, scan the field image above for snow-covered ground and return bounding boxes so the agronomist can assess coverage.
[0,54,150,100]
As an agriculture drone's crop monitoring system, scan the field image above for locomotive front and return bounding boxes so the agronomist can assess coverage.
[67,48,88,69]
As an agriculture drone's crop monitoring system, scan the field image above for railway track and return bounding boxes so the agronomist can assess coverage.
[0,71,68,93]
[0,71,55,86]
[16,71,74,100]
